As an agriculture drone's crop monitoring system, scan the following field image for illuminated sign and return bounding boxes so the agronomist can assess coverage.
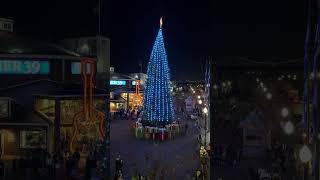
[0,60,50,74]
[132,81,140,86]
[71,62,91,74]
[110,80,126,86]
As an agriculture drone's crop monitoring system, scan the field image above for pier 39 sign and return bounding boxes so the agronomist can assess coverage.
[0,60,50,74]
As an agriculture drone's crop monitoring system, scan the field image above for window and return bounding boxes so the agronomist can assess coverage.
[34,98,55,121]
[20,130,46,149]
[71,62,91,74]
[60,100,83,125]
[2,23,12,30]
[0,99,9,118]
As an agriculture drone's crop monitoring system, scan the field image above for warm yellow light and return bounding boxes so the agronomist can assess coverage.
[203,107,208,114]
[160,17,163,28]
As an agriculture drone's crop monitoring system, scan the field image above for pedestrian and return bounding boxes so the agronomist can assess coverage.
[115,155,123,173]
[65,156,74,180]
[73,149,80,168]
[185,123,188,135]
[0,159,4,180]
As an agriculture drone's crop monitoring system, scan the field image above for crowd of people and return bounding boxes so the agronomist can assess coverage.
[0,148,101,180]
[113,106,142,121]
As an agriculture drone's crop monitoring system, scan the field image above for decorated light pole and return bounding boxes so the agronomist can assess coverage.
[203,107,208,149]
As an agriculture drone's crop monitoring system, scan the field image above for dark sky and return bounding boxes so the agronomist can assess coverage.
[1,0,307,80]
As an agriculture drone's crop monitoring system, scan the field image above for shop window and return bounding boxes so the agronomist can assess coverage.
[34,98,55,121]
[20,130,46,149]
[60,99,105,125]
[61,100,83,125]
[110,102,116,112]
[0,98,9,118]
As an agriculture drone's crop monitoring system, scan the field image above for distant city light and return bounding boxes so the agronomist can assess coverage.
[299,145,312,163]
[198,95,201,99]
[281,107,289,118]
[198,99,203,105]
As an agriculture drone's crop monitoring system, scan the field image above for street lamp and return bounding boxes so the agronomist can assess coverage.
[266,92,272,100]
[198,99,203,105]
[213,85,218,90]
[283,121,295,135]
[203,107,208,114]
[198,95,201,99]
[263,87,268,92]
[299,145,312,163]
[203,107,208,148]
[281,108,289,118]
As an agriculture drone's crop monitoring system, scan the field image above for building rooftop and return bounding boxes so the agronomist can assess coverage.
[0,31,86,60]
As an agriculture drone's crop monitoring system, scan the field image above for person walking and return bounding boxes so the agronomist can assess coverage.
[185,123,189,135]
[65,156,74,180]
[115,155,123,173]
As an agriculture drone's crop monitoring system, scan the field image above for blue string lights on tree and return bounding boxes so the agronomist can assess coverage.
[142,18,174,126]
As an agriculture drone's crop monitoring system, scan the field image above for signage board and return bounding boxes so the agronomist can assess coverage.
[0,60,50,74]
[110,80,126,86]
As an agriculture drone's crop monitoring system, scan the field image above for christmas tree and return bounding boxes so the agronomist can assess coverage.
[143,18,174,126]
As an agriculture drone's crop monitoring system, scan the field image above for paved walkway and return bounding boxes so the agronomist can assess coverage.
[110,117,199,180]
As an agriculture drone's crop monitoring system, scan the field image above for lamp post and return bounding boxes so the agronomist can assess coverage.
[281,107,289,118]
[203,107,208,149]
[198,99,203,105]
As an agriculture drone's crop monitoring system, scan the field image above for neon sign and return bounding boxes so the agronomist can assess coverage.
[110,80,126,86]
[0,60,50,74]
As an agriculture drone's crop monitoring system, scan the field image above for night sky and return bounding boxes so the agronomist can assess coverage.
[1,0,307,80]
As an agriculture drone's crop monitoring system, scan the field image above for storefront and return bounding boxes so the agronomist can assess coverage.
[0,28,109,156]
[110,69,145,112]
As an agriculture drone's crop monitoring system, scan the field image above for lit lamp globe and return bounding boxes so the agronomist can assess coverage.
[260,82,264,87]
[266,92,272,100]
[283,121,295,135]
[299,145,312,163]
[203,107,208,114]
[197,95,201,99]
[281,108,289,118]
[263,87,268,92]
[198,99,203,105]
